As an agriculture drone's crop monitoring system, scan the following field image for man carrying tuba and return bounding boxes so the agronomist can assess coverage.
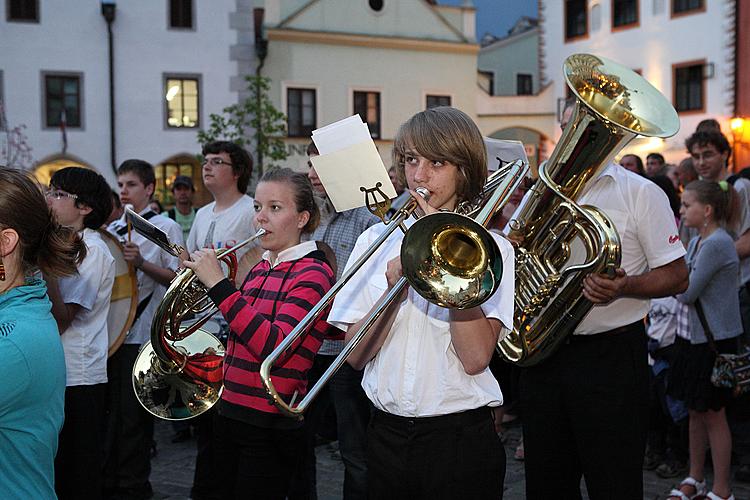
[519,100,688,500]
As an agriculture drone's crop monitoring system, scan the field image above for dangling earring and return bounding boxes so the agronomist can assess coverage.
[0,257,5,281]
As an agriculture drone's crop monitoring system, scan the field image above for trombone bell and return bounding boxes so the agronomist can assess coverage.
[401,212,503,310]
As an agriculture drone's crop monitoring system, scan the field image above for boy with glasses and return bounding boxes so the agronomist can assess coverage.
[44,166,115,500]
[186,141,260,500]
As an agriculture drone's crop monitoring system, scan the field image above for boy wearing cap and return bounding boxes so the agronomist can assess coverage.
[167,175,197,242]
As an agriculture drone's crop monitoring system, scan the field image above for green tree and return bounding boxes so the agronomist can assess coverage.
[197,75,287,183]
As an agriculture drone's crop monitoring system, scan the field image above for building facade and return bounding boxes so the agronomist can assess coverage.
[259,0,480,172]
[540,0,737,164]
[1,0,253,205]
[476,16,556,172]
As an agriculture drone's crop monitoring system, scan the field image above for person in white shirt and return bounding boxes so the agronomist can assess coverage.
[328,107,513,498]
[44,167,115,500]
[105,159,183,500]
[186,141,260,500]
[186,141,260,275]
[518,103,688,500]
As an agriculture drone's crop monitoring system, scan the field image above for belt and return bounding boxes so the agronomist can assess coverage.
[372,406,492,431]
[565,320,645,345]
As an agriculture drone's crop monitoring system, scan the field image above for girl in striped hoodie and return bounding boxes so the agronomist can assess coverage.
[185,168,336,499]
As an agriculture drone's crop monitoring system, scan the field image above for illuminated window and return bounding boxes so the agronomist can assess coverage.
[612,0,638,28]
[287,88,316,137]
[154,162,195,205]
[565,0,587,40]
[44,74,81,128]
[674,62,704,112]
[353,91,381,139]
[7,0,38,22]
[426,95,451,109]
[169,0,193,28]
[165,76,199,128]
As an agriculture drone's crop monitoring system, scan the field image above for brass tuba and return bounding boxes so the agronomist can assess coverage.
[497,54,679,367]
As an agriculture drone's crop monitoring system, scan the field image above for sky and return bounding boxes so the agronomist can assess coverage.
[438,0,538,40]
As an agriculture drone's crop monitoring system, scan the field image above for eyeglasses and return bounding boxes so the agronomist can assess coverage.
[45,189,78,201]
[202,157,233,167]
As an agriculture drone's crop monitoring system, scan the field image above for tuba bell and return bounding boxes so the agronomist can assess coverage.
[497,53,680,367]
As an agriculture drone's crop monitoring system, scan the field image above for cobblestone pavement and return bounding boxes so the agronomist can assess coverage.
[150,420,750,499]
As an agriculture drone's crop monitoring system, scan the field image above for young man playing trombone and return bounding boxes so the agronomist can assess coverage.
[327,107,515,499]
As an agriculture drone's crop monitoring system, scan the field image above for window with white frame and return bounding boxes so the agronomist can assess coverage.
[353,91,381,139]
[287,88,316,137]
[426,95,451,109]
[165,76,199,128]
[44,74,82,128]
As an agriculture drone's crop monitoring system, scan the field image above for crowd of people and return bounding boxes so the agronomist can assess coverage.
[1,106,750,500]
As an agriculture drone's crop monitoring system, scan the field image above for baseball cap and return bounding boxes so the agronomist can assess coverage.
[172,175,194,190]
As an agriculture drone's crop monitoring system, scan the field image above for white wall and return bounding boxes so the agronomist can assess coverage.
[0,0,242,185]
[541,0,734,162]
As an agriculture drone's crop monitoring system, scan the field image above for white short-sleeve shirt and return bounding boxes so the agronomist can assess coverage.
[730,177,750,285]
[59,229,115,386]
[573,164,686,335]
[186,195,258,258]
[327,216,515,418]
[107,209,183,345]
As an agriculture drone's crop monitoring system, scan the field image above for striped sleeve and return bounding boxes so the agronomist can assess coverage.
[217,263,334,359]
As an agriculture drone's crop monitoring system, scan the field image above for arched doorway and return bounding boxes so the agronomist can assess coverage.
[154,154,207,207]
[33,154,96,187]
[489,127,543,174]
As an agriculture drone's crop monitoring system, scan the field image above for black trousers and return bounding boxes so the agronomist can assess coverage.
[520,321,649,500]
[213,413,305,500]
[289,354,372,500]
[103,344,154,499]
[367,406,505,499]
[55,383,107,500]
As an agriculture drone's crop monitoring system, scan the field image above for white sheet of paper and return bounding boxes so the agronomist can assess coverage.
[312,115,372,155]
[310,140,396,212]
[484,138,529,172]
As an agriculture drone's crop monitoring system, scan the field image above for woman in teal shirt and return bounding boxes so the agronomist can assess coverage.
[0,168,85,499]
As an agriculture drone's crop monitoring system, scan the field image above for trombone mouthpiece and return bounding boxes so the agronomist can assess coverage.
[415,187,430,201]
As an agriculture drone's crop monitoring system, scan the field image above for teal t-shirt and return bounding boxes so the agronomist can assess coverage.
[169,207,197,242]
[0,278,66,500]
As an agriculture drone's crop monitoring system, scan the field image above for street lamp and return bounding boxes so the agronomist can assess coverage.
[101,0,116,22]
[101,0,117,175]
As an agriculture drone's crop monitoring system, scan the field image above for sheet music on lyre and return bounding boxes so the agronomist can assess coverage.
[124,207,184,257]
[310,115,396,213]
[484,138,530,173]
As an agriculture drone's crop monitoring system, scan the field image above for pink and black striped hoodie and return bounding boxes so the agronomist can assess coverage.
[207,244,336,428]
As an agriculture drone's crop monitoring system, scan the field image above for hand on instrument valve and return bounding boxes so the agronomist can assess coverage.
[183,249,225,290]
[385,256,408,302]
[582,268,628,304]
[122,241,145,269]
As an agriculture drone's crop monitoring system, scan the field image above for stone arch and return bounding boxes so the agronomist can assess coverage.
[487,127,548,172]
[32,153,99,187]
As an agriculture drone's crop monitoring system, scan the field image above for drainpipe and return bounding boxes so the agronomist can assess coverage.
[253,8,268,176]
[101,0,117,176]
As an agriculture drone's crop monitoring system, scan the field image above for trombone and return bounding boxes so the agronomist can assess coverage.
[260,159,528,418]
